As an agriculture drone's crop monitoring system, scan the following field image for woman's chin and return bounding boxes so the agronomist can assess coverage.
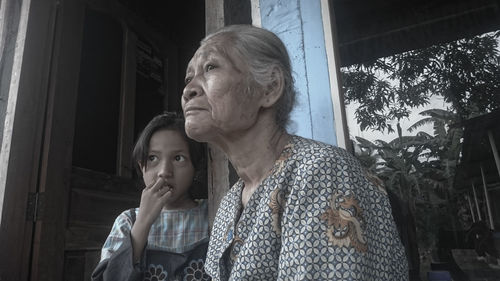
[185,122,211,142]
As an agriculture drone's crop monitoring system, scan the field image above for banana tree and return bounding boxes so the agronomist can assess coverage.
[408,109,463,200]
[355,133,430,208]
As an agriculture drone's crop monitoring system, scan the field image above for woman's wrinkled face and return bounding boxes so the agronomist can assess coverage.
[182,37,263,142]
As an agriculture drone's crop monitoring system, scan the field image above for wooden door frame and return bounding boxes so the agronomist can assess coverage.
[0,0,230,278]
[30,1,86,280]
[0,0,85,280]
[0,1,40,280]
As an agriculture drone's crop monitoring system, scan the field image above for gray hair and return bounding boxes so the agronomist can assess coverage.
[202,25,296,130]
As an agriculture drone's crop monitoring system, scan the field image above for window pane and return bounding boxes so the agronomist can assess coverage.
[72,8,123,174]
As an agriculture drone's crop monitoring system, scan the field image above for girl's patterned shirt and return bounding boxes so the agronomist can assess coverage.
[101,199,209,258]
[205,136,409,281]
[96,199,210,281]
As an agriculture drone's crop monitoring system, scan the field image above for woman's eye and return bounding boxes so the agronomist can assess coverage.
[174,155,186,162]
[205,64,216,72]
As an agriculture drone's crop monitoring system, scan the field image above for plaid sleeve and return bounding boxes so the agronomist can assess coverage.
[100,209,135,261]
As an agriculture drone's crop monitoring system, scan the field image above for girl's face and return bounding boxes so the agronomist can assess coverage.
[141,129,195,209]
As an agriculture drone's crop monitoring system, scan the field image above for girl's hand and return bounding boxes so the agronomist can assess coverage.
[136,177,172,227]
[131,177,172,262]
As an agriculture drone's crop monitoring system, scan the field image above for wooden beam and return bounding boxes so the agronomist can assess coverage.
[472,181,482,221]
[205,0,252,226]
[488,130,500,182]
[206,0,224,34]
[205,0,229,227]
[224,0,252,25]
[480,163,495,230]
[117,27,137,178]
[465,194,476,222]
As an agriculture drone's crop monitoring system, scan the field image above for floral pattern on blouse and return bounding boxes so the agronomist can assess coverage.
[321,192,367,252]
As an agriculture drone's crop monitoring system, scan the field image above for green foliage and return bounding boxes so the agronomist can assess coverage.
[347,32,500,251]
[354,109,464,250]
[342,32,500,133]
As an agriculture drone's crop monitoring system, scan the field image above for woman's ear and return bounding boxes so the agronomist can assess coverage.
[262,66,284,108]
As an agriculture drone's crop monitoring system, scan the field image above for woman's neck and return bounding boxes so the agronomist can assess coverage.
[215,116,290,205]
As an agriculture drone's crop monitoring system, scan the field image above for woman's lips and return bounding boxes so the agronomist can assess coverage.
[184,106,206,116]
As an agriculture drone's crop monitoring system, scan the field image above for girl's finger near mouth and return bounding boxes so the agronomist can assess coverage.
[150,177,165,190]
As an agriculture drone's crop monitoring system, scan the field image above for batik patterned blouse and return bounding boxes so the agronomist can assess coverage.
[205,136,409,280]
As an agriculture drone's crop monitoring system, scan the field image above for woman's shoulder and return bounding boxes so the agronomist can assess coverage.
[284,136,375,194]
[289,135,359,166]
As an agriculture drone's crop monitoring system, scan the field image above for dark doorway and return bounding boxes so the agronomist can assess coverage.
[64,1,205,280]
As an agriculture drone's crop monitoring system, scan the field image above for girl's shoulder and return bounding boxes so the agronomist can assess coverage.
[114,207,139,226]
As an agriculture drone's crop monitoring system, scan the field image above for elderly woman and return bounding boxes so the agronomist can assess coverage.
[182,25,408,280]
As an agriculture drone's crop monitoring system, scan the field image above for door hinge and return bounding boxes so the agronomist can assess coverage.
[26,192,45,221]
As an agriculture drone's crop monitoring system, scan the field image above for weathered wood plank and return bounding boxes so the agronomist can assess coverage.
[0,0,60,280]
[29,0,86,280]
[204,0,252,227]
[65,225,113,251]
[62,250,101,281]
[68,187,139,226]
[117,27,137,178]
[71,166,141,194]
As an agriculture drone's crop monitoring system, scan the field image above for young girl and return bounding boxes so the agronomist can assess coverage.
[92,113,210,281]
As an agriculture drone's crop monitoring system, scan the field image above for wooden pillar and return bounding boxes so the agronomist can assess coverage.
[488,130,500,181]
[205,0,224,35]
[472,181,482,221]
[205,0,227,228]
[117,27,137,178]
[204,0,252,226]
[466,194,476,223]
[480,163,495,230]
[320,0,351,151]
[250,0,349,150]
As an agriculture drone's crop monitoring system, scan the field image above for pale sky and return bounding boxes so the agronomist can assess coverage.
[346,95,450,143]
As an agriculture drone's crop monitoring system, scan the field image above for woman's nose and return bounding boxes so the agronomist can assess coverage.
[182,83,201,103]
